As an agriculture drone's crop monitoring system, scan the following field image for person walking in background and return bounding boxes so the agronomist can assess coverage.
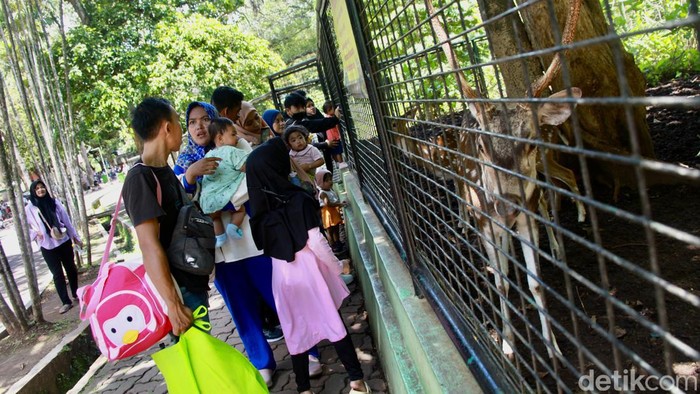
[25,180,84,314]
[247,137,371,394]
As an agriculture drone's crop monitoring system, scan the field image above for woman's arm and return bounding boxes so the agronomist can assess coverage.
[56,199,82,246]
[184,157,222,187]
[24,205,41,242]
[290,158,314,185]
[306,227,343,275]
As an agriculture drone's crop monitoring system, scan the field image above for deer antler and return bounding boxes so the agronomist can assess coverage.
[530,0,583,97]
[424,0,479,99]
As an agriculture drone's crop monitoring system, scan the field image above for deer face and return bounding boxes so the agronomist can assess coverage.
[469,88,581,223]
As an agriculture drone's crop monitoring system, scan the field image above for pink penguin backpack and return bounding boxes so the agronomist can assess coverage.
[77,187,172,361]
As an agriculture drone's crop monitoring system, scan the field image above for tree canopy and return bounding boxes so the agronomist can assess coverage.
[60,0,284,153]
[233,0,317,64]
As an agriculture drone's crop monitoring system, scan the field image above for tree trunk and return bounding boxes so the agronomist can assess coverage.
[0,242,29,332]
[19,2,74,206]
[57,0,91,264]
[7,96,32,189]
[0,278,24,337]
[67,0,90,25]
[0,69,44,323]
[474,0,543,97]
[514,0,654,188]
[0,0,51,186]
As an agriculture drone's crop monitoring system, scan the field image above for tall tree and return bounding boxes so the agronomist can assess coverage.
[0,4,44,323]
[475,0,654,188]
[234,0,316,64]
[61,0,281,153]
[0,241,28,334]
[0,69,42,324]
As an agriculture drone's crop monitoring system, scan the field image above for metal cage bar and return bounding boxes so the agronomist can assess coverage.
[318,0,700,392]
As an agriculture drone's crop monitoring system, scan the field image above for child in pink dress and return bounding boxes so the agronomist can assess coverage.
[246,137,371,394]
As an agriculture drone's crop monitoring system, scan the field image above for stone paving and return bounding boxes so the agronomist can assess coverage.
[77,278,388,394]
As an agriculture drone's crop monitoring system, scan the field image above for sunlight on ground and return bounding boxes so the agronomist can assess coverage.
[209,295,225,310]
[30,340,49,356]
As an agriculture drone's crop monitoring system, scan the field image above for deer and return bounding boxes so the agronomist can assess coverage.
[387,0,586,359]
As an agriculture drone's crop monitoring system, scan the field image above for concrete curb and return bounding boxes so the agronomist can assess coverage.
[67,355,108,394]
[7,320,98,394]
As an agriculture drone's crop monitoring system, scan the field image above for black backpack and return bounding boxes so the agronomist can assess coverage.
[167,201,215,275]
[145,167,215,275]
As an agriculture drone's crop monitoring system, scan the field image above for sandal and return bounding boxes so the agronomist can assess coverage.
[349,381,371,394]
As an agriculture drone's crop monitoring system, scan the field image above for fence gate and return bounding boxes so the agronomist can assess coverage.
[318,0,700,392]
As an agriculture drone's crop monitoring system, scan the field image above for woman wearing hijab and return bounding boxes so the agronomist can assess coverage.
[233,101,272,147]
[262,109,285,138]
[25,180,83,314]
[247,137,371,394]
[173,101,222,193]
[175,100,286,385]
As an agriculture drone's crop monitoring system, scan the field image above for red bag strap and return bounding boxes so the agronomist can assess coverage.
[81,164,162,319]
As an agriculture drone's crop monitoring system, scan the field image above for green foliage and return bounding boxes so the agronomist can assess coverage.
[61,0,284,154]
[233,0,316,64]
[148,13,282,112]
[609,0,699,85]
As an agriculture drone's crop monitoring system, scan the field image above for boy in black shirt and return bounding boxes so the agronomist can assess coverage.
[123,97,209,336]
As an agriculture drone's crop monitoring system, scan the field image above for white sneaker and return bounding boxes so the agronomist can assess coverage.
[259,368,274,387]
[59,303,73,314]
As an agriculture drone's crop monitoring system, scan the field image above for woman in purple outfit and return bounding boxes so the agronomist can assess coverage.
[25,180,83,314]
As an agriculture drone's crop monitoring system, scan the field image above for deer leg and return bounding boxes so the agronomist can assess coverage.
[482,225,514,357]
[538,196,561,261]
[538,150,586,222]
[517,216,562,359]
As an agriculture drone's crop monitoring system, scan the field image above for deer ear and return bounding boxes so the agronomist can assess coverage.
[538,87,582,126]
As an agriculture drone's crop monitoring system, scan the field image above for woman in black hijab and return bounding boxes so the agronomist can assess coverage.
[25,180,83,314]
[247,137,370,394]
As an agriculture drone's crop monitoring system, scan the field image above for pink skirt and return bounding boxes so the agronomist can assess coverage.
[271,228,350,354]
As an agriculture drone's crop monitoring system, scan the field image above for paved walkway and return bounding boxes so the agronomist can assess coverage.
[75,277,388,394]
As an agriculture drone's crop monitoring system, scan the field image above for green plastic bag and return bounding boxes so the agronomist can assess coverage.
[152,306,268,394]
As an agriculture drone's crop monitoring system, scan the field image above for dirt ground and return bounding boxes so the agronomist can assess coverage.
[0,265,100,392]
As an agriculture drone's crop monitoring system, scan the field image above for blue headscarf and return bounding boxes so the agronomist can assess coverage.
[175,101,220,171]
[262,109,281,136]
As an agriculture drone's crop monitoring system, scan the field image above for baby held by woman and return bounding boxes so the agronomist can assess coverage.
[199,117,252,247]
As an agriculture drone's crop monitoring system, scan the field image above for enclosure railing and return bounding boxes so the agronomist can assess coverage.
[264,58,328,111]
[317,0,700,392]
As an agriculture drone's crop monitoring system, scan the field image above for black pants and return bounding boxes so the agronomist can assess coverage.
[41,240,78,306]
[291,333,363,392]
[260,299,280,330]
